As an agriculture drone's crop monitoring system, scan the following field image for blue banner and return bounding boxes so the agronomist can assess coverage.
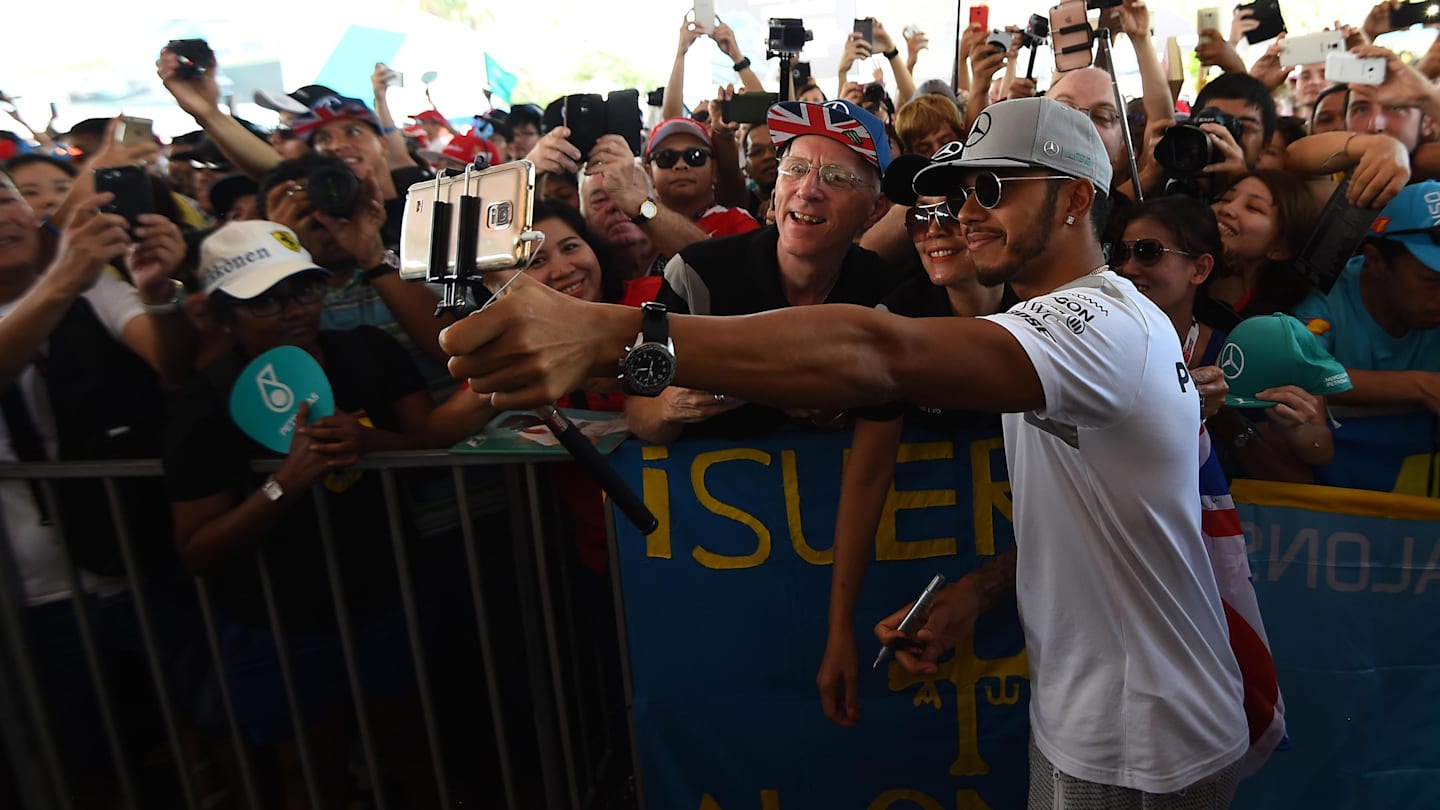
[612,434,1440,809]
[1231,482,1440,810]
[613,428,1028,808]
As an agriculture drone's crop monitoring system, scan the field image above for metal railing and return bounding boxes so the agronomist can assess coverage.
[0,451,633,810]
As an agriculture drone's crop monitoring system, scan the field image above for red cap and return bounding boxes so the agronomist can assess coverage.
[645,117,712,158]
[410,109,448,125]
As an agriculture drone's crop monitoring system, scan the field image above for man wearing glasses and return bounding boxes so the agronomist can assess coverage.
[442,97,1250,806]
[625,100,901,442]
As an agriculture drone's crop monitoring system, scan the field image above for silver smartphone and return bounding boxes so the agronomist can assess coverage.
[399,160,536,281]
[1280,30,1345,68]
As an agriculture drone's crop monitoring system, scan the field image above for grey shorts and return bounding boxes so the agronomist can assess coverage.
[1028,739,1242,810]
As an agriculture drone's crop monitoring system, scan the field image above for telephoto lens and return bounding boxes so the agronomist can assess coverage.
[303,164,360,217]
[1152,107,1244,178]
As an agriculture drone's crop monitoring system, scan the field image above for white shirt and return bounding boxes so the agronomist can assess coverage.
[1,271,142,605]
[982,270,1247,793]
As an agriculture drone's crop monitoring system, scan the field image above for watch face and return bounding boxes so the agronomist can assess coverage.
[623,343,676,395]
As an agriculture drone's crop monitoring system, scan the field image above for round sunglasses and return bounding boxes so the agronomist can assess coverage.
[952,171,1074,210]
[1111,238,1194,267]
[649,147,712,169]
[905,201,962,237]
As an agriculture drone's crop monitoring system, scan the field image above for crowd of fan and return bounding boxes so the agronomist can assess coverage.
[3,0,1440,806]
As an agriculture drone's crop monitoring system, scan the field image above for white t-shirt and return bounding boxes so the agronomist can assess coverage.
[982,270,1247,793]
[1,271,142,605]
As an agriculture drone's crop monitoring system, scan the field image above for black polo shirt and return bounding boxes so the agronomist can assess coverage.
[655,225,907,439]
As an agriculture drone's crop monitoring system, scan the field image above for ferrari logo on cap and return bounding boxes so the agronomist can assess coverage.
[271,230,301,252]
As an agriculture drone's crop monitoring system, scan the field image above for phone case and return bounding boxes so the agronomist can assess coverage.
[854,18,875,46]
[1197,7,1222,39]
[1324,53,1386,85]
[1279,30,1344,68]
[970,5,990,33]
[605,89,643,157]
[692,0,714,32]
[1389,1,1439,28]
[399,161,536,281]
[1049,1,1094,72]
[1238,0,1285,45]
[724,93,779,126]
[119,117,154,147]
[93,165,154,230]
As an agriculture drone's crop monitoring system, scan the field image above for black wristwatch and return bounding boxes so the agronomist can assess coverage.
[881,47,900,60]
[619,302,676,397]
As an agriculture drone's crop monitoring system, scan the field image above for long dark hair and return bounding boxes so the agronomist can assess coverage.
[1226,170,1321,319]
[530,199,626,304]
[1116,195,1227,278]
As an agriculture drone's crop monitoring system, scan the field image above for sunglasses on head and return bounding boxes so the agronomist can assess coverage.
[649,147,711,169]
[1111,238,1193,267]
[951,171,1074,210]
[905,201,962,237]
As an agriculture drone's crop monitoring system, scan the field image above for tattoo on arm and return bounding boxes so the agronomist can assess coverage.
[973,547,1017,612]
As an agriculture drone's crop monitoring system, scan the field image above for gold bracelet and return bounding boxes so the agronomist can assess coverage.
[1319,132,1360,172]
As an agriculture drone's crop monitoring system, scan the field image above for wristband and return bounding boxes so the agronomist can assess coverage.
[882,47,900,60]
[141,279,186,316]
[732,57,752,72]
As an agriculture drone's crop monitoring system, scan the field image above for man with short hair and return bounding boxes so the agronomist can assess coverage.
[625,100,897,443]
[442,97,1250,807]
[742,123,778,219]
[506,104,544,161]
[638,117,758,240]
[1190,71,1276,176]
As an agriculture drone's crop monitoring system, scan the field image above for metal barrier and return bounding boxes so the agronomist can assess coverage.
[0,451,633,810]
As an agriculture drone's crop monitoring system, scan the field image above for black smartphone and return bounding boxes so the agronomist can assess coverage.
[853,18,874,47]
[1391,1,1440,28]
[605,89,643,157]
[166,38,216,79]
[1236,0,1285,45]
[791,61,812,87]
[542,94,605,157]
[722,92,779,125]
[93,165,155,232]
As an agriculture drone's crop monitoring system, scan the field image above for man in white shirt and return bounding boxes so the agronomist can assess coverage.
[436,97,1251,807]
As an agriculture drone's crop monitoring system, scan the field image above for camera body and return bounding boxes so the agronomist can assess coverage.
[1021,14,1051,48]
[1153,108,1245,178]
[303,164,361,218]
[985,30,1018,55]
[166,39,215,80]
[768,18,813,56]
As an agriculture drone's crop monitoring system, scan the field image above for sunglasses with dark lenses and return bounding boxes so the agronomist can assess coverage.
[905,201,962,237]
[952,171,1074,210]
[1111,238,1194,267]
[649,147,712,169]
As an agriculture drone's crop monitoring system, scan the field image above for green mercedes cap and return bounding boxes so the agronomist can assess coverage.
[1220,313,1353,408]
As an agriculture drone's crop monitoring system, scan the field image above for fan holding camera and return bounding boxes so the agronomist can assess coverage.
[836,18,917,110]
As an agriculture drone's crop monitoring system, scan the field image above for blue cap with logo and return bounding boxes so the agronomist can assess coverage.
[1367,180,1440,271]
[767,100,891,173]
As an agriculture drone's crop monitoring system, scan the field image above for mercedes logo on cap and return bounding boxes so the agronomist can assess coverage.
[932,140,964,160]
[966,112,992,147]
[1219,343,1245,379]
[1042,140,1061,156]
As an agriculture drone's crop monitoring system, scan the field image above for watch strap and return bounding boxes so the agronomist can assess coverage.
[640,302,669,344]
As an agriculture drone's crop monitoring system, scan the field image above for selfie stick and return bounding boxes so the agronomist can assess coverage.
[951,0,964,94]
[1095,29,1144,203]
[440,171,658,535]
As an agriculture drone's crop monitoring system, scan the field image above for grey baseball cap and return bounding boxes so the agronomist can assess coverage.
[912,97,1112,197]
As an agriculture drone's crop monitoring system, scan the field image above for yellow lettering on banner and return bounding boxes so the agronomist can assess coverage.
[782,450,832,565]
[890,634,1028,777]
[875,441,958,561]
[698,795,721,810]
[1393,452,1440,497]
[761,790,781,810]
[955,790,996,810]
[641,446,672,558]
[969,438,1011,557]
[691,449,773,570]
[869,789,945,810]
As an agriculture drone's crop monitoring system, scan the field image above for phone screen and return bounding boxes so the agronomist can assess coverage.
[723,93,779,126]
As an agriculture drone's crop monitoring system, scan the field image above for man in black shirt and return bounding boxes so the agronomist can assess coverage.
[627,100,904,441]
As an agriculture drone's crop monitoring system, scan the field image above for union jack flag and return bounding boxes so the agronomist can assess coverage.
[767,101,881,167]
[291,95,378,140]
[1199,423,1288,775]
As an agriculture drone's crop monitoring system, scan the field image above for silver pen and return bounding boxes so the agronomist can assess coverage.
[873,574,947,670]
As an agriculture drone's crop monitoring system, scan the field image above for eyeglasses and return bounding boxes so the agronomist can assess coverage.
[1065,104,1120,129]
[1111,238,1193,267]
[776,158,872,191]
[905,201,962,237]
[649,148,712,169]
[241,279,324,317]
[952,171,1073,210]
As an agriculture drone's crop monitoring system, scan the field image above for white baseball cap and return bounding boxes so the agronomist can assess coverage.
[199,221,329,299]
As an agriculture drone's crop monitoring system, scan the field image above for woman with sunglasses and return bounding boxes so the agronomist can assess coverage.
[1113,196,1333,482]
[165,221,441,808]
[818,192,1015,729]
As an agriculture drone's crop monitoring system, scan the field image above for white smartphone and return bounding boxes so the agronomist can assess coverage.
[384,70,404,88]
[399,160,537,281]
[1325,52,1386,85]
[693,0,714,33]
[1280,30,1345,68]
[1197,7,1222,42]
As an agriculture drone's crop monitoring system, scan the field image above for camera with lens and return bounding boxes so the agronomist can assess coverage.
[1153,107,1244,178]
[1021,13,1050,48]
[768,18,813,56]
[984,30,1017,56]
[165,38,216,80]
[302,163,360,218]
